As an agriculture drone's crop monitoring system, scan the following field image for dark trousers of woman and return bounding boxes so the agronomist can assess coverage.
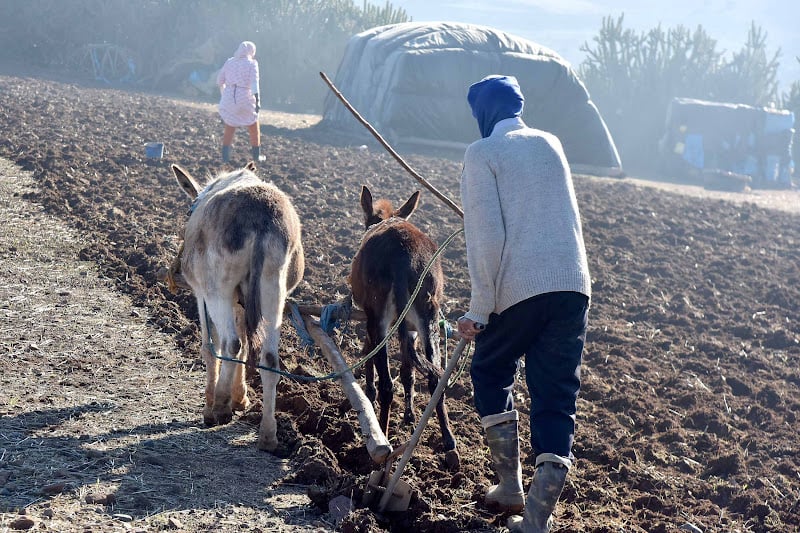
[470,291,589,461]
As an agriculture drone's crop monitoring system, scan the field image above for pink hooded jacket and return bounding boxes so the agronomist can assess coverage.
[217,41,260,127]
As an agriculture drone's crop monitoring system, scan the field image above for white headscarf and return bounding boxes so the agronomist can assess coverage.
[234,41,256,60]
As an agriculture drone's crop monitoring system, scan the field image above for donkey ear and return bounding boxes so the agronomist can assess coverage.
[245,161,257,172]
[171,164,202,200]
[359,185,373,215]
[396,190,421,219]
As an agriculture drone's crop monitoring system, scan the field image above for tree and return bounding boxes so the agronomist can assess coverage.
[0,0,410,112]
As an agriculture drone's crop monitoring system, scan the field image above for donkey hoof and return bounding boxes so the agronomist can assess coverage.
[203,406,216,426]
[212,407,233,425]
[231,397,251,412]
[257,433,278,452]
[403,410,416,426]
[444,449,461,471]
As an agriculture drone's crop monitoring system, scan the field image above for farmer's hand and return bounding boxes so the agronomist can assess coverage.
[457,316,485,341]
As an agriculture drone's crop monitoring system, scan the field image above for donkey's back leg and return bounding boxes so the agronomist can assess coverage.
[205,296,244,426]
[398,326,417,426]
[365,317,393,436]
[230,301,250,412]
[256,270,289,452]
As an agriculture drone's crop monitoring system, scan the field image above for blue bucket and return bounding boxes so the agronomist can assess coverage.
[145,142,164,159]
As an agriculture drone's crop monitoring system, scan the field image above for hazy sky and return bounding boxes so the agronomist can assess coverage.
[397,0,800,91]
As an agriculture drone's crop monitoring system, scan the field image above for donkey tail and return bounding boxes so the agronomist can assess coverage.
[393,273,442,379]
[244,243,267,366]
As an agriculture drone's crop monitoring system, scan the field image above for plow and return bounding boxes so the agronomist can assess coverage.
[158,267,468,513]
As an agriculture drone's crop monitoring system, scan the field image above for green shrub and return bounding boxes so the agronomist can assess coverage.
[0,0,410,112]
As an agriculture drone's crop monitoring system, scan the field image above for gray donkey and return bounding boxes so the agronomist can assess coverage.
[171,162,304,452]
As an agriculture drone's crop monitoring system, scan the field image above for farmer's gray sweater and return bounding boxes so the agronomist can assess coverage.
[460,117,591,324]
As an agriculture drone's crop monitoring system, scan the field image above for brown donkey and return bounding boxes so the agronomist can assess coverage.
[172,162,304,452]
[349,185,459,469]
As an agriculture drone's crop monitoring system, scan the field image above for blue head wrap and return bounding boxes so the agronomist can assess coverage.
[467,75,525,138]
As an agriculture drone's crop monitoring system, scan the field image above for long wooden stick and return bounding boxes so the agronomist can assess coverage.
[302,314,393,464]
[319,71,464,219]
[378,338,468,512]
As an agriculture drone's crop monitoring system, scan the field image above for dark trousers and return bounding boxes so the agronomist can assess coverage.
[470,291,589,460]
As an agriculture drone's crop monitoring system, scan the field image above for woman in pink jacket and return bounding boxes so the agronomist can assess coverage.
[217,41,261,164]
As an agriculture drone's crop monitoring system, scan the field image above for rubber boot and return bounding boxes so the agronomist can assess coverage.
[481,410,524,512]
[222,145,231,163]
[250,145,260,164]
[507,454,570,533]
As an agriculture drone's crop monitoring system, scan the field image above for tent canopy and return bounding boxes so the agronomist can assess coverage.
[322,21,622,176]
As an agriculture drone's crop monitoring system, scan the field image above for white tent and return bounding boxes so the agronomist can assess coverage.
[323,21,623,176]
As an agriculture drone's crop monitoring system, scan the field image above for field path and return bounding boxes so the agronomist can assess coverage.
[0,158,332,532]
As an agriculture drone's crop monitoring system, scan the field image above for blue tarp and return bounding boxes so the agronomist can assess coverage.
[661,97,795,188]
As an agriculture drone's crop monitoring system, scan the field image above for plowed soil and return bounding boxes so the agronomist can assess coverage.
[1,64,799,532]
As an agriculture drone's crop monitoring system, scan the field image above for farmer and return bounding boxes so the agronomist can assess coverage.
[216,41,262,164]
[456,74,591,533]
